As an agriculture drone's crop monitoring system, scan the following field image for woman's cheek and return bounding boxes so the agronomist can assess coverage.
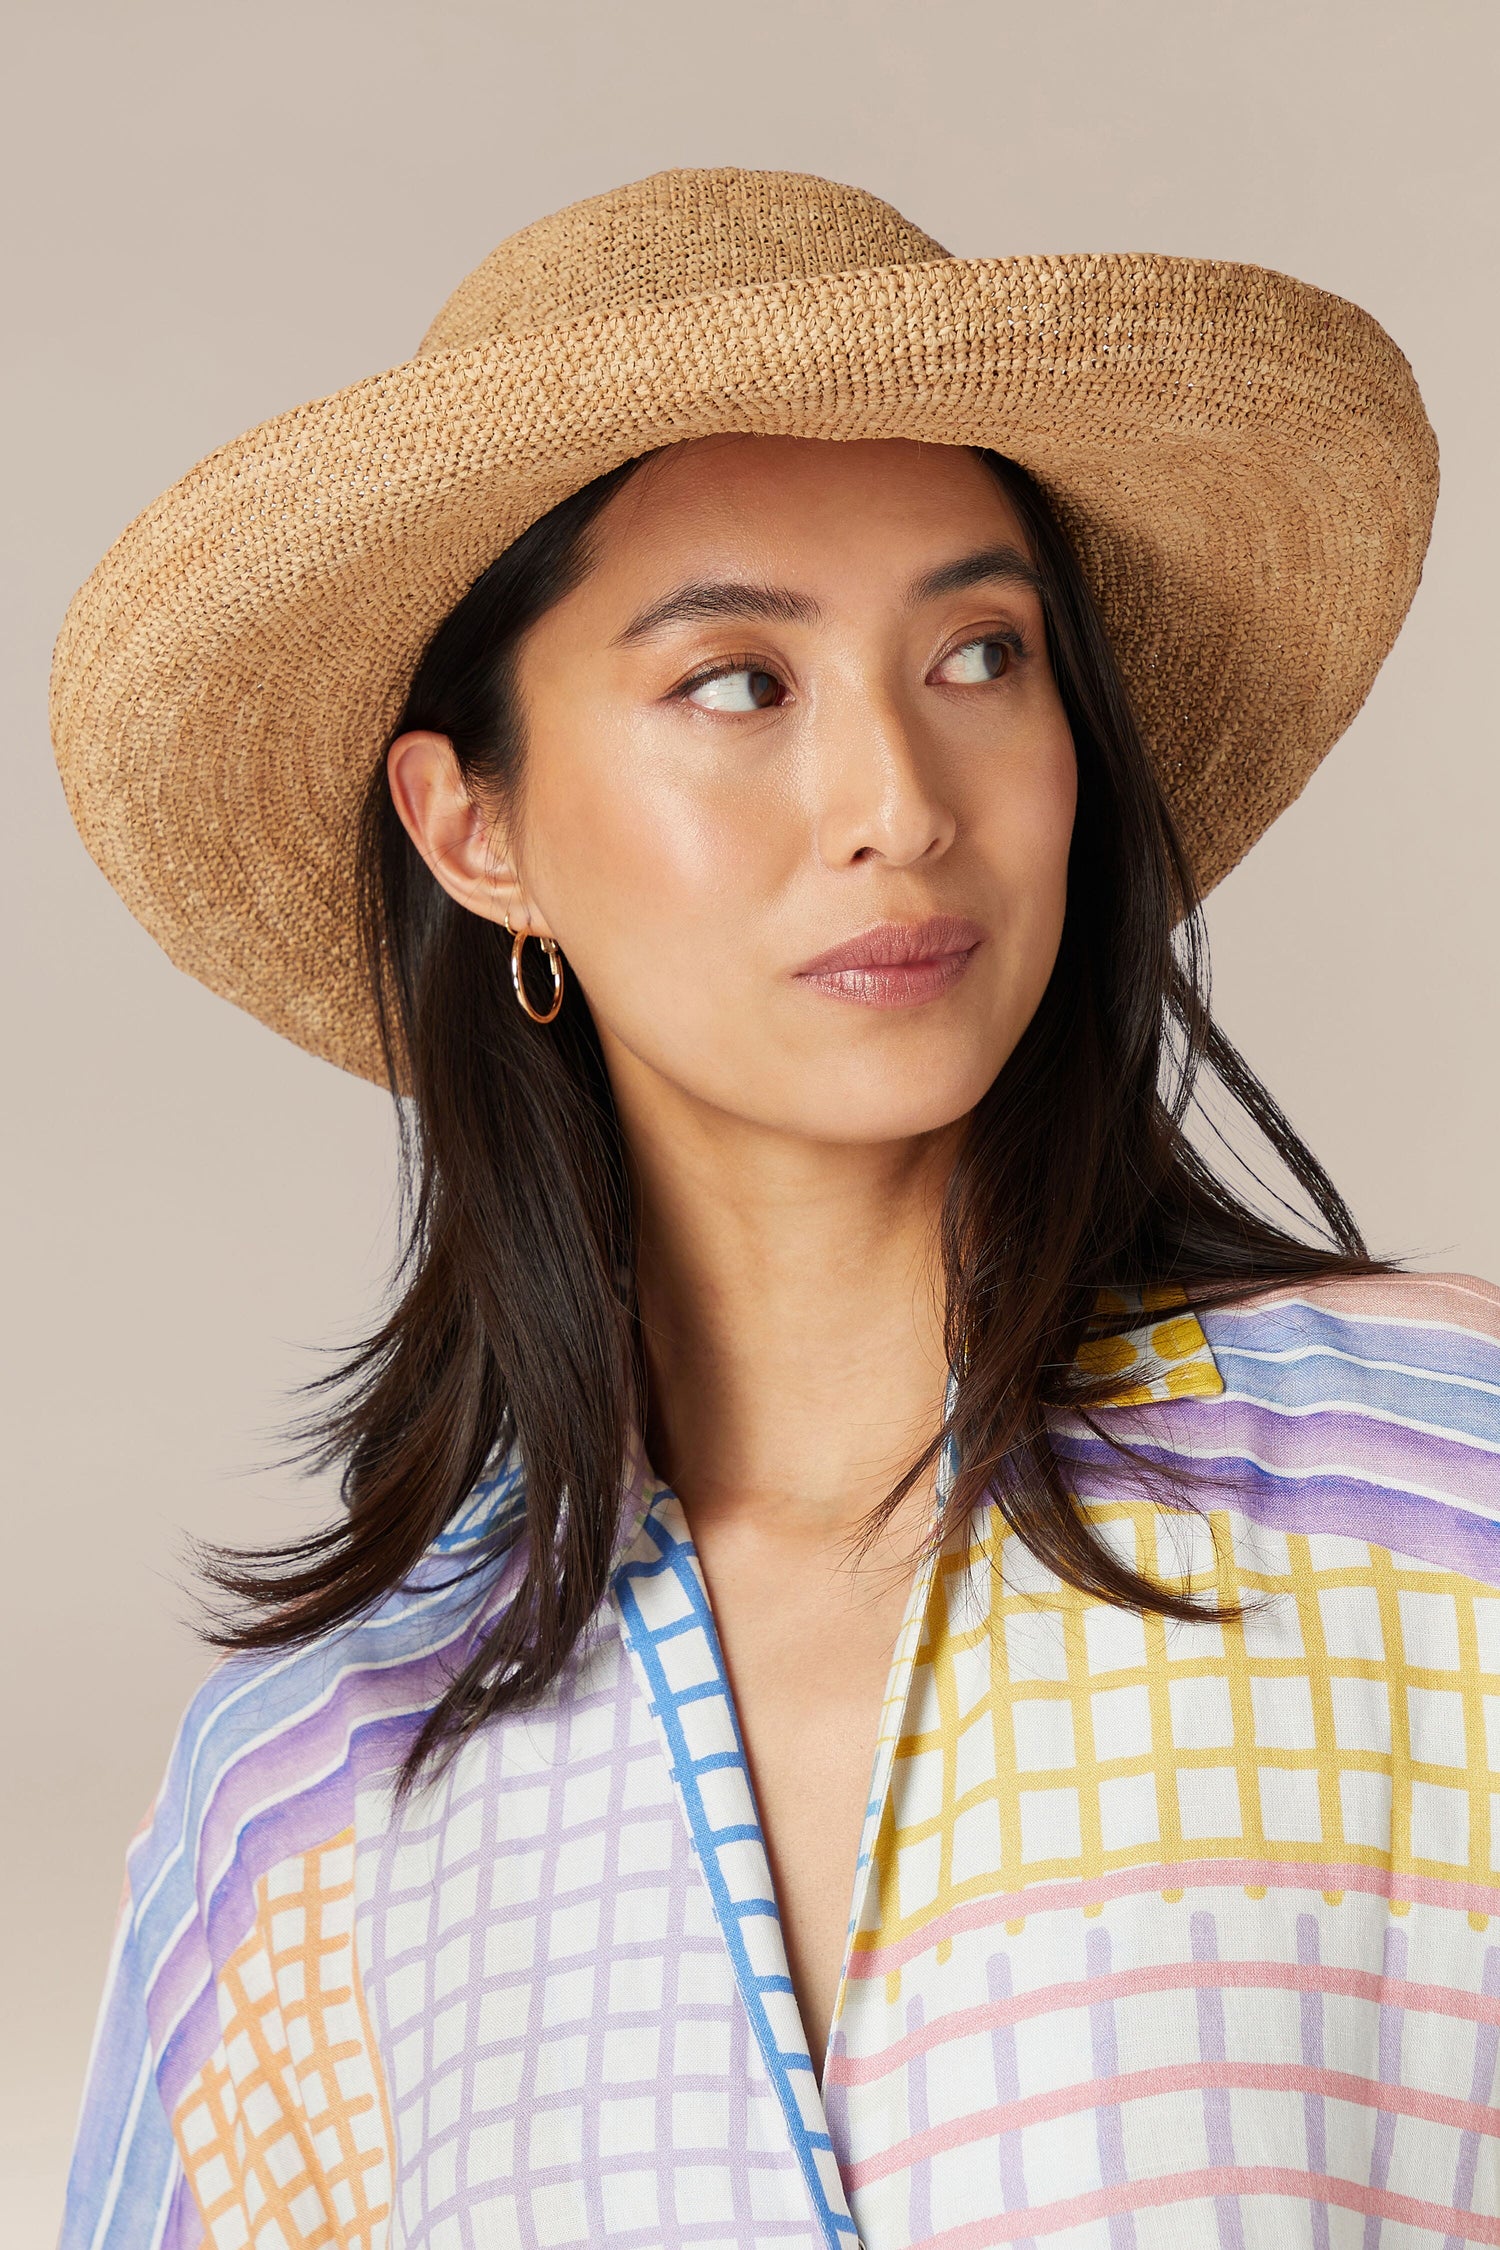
[974,757,1073,906]
[535,761,763,1015]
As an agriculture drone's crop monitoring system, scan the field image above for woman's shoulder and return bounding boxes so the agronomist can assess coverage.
[1199,1265,1500,1390]
[65,1463,530,2243]
[128,1460,528,1928]
[1193,1268,1500,1578]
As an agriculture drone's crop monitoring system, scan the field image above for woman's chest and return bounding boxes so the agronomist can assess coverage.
[684,1503,923,2076]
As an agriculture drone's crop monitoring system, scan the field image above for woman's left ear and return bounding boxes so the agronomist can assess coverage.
[385,729,551,939]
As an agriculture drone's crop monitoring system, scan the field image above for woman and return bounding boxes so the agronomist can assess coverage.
[53,170,1498,2248]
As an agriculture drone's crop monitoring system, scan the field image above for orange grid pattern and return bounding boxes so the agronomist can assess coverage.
[172,1828,394,2249]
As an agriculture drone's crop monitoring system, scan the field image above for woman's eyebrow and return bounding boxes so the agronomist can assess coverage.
[910,543,1044,604]
[612,581,822,646]
[611,544,1041,648]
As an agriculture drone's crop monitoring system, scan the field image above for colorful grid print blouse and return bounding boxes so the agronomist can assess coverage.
[62,1272,1500,2249]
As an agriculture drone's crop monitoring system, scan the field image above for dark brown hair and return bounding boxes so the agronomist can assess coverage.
[200,446,1387,1796]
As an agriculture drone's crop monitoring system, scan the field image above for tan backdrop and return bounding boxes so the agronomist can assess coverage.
[5,0,1495,2235]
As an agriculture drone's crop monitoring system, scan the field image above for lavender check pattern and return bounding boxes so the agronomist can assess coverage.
[355,1513,833,2248]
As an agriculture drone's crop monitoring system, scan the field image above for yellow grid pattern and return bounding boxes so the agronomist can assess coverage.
[172,1828,394,2249]
[860,1497,1500,1958]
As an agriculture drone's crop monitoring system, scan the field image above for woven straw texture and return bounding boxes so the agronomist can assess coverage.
[50,167,1438,1083]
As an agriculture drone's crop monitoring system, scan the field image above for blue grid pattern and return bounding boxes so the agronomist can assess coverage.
[615,1493,860,2247]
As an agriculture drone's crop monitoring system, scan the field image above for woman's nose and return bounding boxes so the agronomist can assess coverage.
[811,687,957,870]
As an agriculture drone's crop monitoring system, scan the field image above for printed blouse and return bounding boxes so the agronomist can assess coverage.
[61,1271,1500,2247]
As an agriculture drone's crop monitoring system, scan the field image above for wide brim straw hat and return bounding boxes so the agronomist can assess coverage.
[50,167,1438,1084]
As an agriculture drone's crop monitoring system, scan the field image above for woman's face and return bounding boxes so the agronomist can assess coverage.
[398,436,1077,1147]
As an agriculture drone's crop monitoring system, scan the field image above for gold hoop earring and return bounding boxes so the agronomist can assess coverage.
[503,911,564,1025]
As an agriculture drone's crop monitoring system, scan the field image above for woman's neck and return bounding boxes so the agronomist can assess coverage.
[621,1067,961,1542]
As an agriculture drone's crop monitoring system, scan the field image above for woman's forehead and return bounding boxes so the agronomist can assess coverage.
[572,437,1034,604]
[613,431,1019,517]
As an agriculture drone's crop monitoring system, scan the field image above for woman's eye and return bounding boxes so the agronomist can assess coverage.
[684,667,783,711]
[935,636,1015,685]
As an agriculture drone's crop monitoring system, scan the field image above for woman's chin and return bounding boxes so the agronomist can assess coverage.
[750,1071,997,1149]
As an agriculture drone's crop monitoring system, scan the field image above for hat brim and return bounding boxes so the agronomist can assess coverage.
[50,253,1438,1082]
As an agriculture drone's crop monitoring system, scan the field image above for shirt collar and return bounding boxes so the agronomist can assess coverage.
[1074,1283,1224,1407]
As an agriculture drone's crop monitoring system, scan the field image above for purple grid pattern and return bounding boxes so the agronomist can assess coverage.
[1363,1922,1408,2250]
[1190,1912,1246,2250]
[357,1613,821,2248]
[1085,1924,1138,2250]
[987,1949,1035,2249]
[1297,1913,1334,2250]
[1445,1948,1500,2247]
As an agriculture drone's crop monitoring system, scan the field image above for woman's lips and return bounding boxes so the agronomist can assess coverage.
[792,916,985,1008]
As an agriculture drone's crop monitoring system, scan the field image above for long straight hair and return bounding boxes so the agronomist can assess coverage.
[199,445,1387,1796]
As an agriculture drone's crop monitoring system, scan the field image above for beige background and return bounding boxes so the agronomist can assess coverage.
[5,0,1496,2236]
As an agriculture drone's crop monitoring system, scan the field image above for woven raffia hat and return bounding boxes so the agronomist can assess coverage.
[51,167,1438,1083]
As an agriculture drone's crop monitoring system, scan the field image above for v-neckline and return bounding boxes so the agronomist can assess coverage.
[608,1391,958,2246]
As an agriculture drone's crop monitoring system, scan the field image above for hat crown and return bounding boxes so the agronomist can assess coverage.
[417,167,950,355]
